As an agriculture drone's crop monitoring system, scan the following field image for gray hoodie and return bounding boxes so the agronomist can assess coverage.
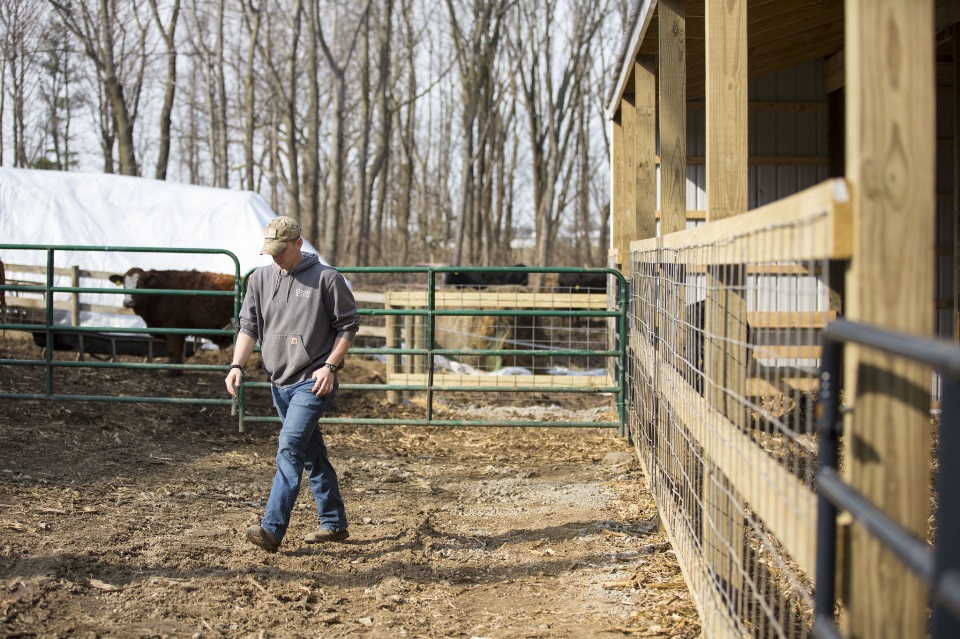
[238,252,359,387]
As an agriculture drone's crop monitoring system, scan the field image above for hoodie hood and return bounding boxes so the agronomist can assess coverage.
[271,252,321,301]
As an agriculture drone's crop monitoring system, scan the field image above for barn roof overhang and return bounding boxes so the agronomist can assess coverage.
[606,0,658,122]
[606,0,848,120]
[606,0,960,121]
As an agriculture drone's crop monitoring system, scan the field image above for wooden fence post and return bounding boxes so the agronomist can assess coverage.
[844,0,935,636]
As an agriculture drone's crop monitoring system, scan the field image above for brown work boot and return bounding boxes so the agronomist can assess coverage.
[304,528,350,544]
[246,525,280,552]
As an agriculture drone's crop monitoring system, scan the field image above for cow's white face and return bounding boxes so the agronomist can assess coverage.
[121,272,140,308]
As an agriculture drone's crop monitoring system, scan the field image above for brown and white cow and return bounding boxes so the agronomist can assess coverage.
[109,268,237,368]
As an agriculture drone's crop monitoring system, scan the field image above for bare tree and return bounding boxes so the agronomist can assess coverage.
[574,90,592,265]
[0,0,619,272]
[510,0,607,269]
[369,0,394,264]
[444,0,513,265]
[252,1,305,216]
[349,10,371,264]
[393,0,416,265]
[487,100,516,264]
[303,0,321,246]
[147,0,180,180]
[185,0,230,186]
[240,1,262,191]
[348,0,393,265]
[283,0,302,218]
[1,0,43,167]
[48,0,141,175]
[316,0,371,265]
[36,14,83,169]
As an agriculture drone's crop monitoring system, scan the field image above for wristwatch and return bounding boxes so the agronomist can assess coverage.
[322,363,338,373]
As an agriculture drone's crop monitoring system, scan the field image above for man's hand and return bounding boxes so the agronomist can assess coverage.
[225,334,256,398]
[225,368,243,397]
[311,367,336,396]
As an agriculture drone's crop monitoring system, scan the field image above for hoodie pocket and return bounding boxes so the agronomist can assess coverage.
[260,332,311,379]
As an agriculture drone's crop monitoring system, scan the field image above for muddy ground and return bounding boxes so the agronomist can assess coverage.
[0,332,700,639]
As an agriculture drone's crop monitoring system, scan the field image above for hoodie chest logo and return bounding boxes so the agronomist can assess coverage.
[295,288,311,298]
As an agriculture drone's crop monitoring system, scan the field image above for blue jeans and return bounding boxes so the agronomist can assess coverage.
[261,379,347,541]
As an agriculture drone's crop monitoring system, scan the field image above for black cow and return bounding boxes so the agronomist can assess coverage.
[681,299,752,395]
[109,268,237,371]
[558,272,607,293]
[444,264,528,289]
[683,300,705,394]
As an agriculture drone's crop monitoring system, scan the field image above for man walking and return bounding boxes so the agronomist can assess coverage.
[225,216,359,552]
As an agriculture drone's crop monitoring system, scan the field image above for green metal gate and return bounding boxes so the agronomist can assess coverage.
[236,266,628,433]
[0,244,240,408]
[0,251,626,433]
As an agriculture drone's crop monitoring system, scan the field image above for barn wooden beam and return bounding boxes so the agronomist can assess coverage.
[611,108,626,271]
[686,100,829,111]
[703,0,748,635]
[825,50,845,94]
[606,0,658,121]
[844,0,935,637]
[705,0,747,222]
[634,57,658,248]
[660,0,688,237]
[825,0,960,93]
[612,58,658,279]
[619,86,639,275]
[938,0,960,35]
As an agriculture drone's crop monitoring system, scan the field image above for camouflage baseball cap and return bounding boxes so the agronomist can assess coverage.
[261,216,302,255]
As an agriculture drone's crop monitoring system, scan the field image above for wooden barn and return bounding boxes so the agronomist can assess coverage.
[607,0,958,637]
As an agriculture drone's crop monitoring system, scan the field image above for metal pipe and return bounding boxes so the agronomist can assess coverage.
[824,319,960,379]
[814,337,843,630]
[818,468,935,583]
[932,376,960,637]
[240,415,619,429]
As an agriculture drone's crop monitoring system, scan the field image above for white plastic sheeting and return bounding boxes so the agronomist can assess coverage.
[0,168,324,327]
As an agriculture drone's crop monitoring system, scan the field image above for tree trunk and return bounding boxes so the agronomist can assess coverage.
[100,0,137,175]
[242,1,261,192]
[272,104,282,210]
[304,0,321,247]
[350,14,371,265]
[284,1,302,219]
[215,0,228,187]
[148,0,180,181]
[576,94,592,265]
[396,0,416,265]
[370,0,394,264]
[97,80,115,174]
[0,55,5,166]
[325,74,346,264]
[317,0,371,265]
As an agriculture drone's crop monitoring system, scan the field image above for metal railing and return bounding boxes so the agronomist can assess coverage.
[0,244,240,408]
[237,266,628,433]
[1,257,627,433]
[814,320,960,639]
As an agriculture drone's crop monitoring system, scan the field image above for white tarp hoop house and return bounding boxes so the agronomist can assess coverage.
[0,168,324,329]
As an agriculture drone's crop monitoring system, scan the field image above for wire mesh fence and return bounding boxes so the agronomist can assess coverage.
[628,210,835,638]
[236,266,629,431]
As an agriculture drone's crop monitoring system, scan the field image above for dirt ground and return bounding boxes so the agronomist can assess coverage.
[0,332,700,639]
